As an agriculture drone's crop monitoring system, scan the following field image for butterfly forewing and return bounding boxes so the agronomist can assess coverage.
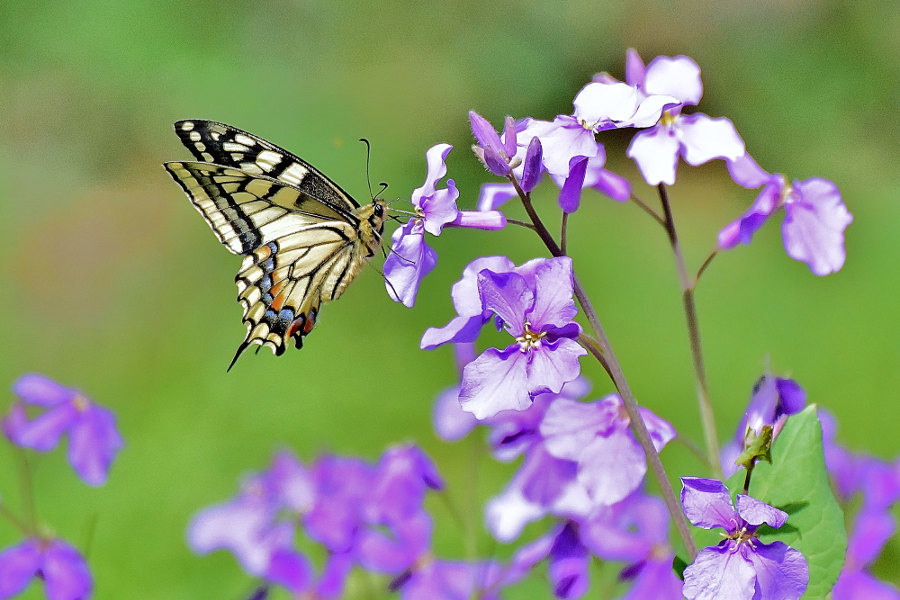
[174,120,360,215]
[164,121,388,369]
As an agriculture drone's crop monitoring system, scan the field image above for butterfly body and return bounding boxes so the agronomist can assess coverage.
[163,120,387,370]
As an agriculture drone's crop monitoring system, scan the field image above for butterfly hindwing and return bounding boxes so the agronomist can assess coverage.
[164,121,388,370]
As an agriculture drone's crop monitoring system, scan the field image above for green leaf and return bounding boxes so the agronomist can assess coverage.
[731,405,846,599]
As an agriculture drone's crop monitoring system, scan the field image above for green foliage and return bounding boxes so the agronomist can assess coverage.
[742,406,847,599]
[692,406,847,599]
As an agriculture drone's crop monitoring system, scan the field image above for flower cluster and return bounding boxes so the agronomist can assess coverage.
[680,477,809,600]
[422,256,586,419]
[188,445,525,598]
[0,374,124,600]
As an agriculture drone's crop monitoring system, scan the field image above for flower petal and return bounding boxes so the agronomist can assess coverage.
[679,114,745,166]
[525,338,586,397]
[384,220,438,308]
[477,183,518,211]
[42,540,93,600]
[682,545,756,600]
[477,270,531,334]
[782,178,852,276]
[67,405,124,485]
[460,347,532,419]
[627,127,680,185]
[644,55,703,105]
[520,136,543,192]
[412,143,453,206]
[558,156,588,213]
[747,541,809,600]
[577,427,647,505]
[0,539,41,598]
[4,402,78,451]
[12,374,74,407]
[680,477,736,530]
[735,494,788,529]
[527,256,577,328]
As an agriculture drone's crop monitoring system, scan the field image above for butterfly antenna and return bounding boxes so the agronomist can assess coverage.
[374,181,388,200]
[359,138,375,200]
[388,246,416,265]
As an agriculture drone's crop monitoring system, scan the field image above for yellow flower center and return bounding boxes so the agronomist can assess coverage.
[72,393,90,413]
[659,110,678,127]
[516,322,547,351]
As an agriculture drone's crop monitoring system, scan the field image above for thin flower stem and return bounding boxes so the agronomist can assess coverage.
[629,193,668,228]
[657,183,723,479]
[579,338,698,559]
[694,248,719,287]
[506,218,537,230]
[15,448,37,534]
[0,503,29,534]
[512,176,698,560]
[561,211,569,255]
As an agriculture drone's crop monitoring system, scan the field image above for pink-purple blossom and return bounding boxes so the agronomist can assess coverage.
[385,143,505,308]
[721,375,806,476]
[2,374,123,486]
[681,477,809,600]
[422,256,586,419]
[719,153,853,275]
[619,50,745,185]
[0,538,92,600]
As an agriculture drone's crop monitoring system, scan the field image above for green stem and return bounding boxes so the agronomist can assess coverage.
[513,176,698,559]
[657,184,722,479]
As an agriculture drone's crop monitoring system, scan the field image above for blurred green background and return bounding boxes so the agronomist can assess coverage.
[1,1,897,598]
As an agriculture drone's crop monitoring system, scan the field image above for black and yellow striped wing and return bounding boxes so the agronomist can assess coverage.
[164,121,387,370]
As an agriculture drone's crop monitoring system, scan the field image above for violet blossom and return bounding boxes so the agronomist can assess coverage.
[719,153,853,275]
[2,374,123,486]
[621,50,745,185]
[422,256,586,419]
[681,477,809,600]
[385,143,505,308]
[0,538,92,600]
[721,374,806,476]
[579,492,683,600]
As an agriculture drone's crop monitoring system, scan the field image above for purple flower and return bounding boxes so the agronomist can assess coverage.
[469,111,519,177]
[393,558,518,600]
[512,116,631,209]
[2,374,123,486]
[0,538,92,600]
[580,492,683,600]
[721,375,806,476]
[621,51,745,185]
[423,256,586,419]
[832,508,900,600]
[540,395,676,505]
[188,451,315,591]
[680,477,809,600]
[385,143,504,307]
[719,153,853,275]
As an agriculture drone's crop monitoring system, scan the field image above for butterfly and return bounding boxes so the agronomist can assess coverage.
[163,120,388,371]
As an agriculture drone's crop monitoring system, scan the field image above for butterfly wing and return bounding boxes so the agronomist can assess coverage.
[164,160,372,369]
[173,119,360,216]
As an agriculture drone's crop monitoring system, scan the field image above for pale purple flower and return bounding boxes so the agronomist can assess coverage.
[681,477,809,600]
[187,451,315,591]
[392,558,518,600]
[385,144,505,307]
[0,538,92,600]
[622,51,745,185]
[721,375,806,476]
[832,508,900,600]
[580,492,683,600]
[2,374,123,486]
[540,395,676,505]
[423,256,585,419]
[513,116,631,208]
[719,153,853,275]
